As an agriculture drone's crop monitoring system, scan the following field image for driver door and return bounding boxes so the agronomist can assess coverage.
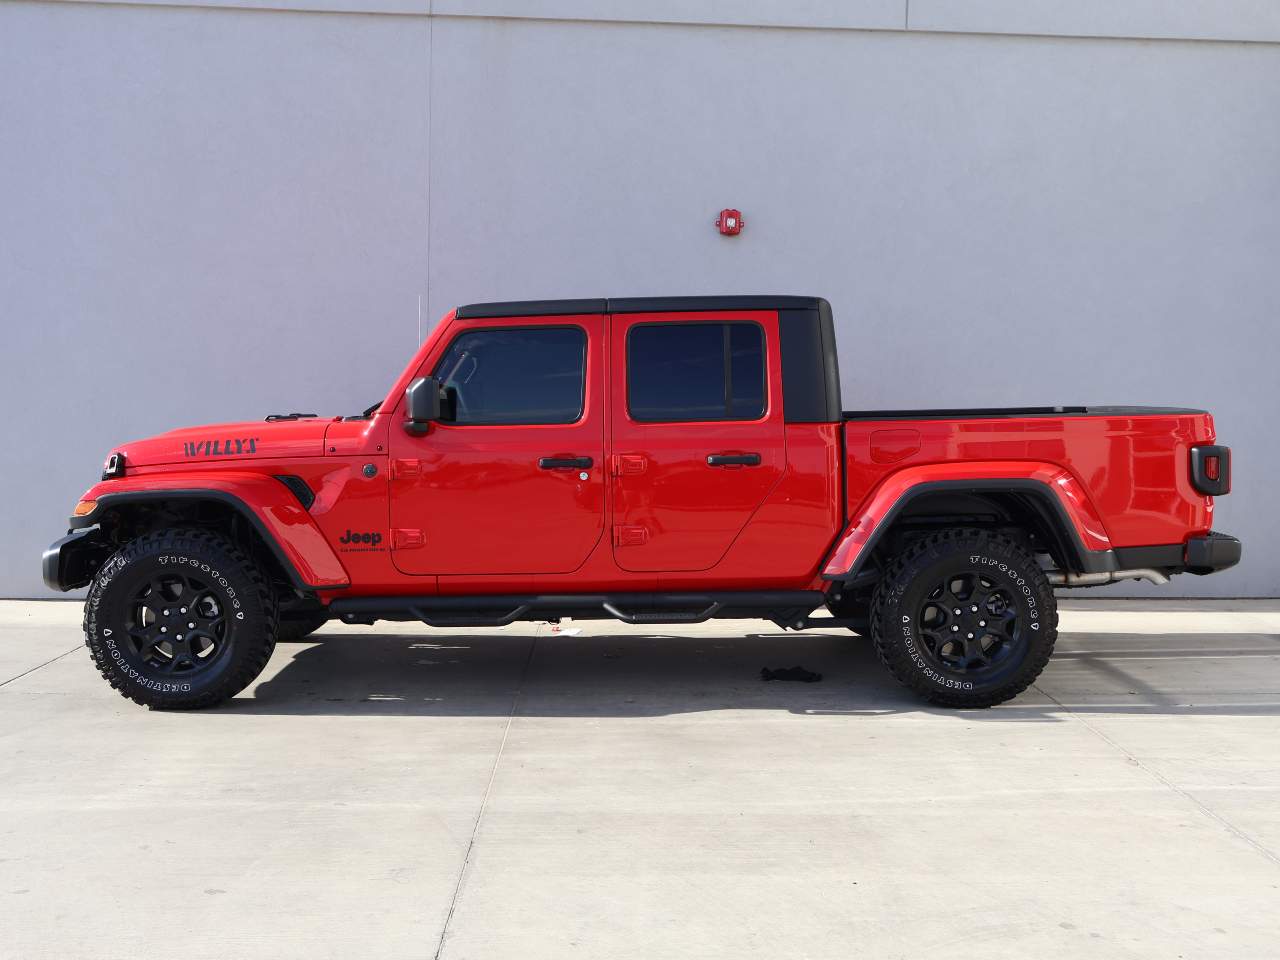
[388,314,606,575]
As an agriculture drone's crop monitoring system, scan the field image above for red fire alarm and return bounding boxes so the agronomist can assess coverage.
[716,208,744,236]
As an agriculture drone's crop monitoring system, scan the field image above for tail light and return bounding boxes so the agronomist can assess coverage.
[1190,445,1230,496]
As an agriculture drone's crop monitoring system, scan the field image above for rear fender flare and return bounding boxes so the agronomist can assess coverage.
[822,462,1114,581]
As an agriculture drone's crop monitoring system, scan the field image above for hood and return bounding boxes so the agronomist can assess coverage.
[114,417,334,469]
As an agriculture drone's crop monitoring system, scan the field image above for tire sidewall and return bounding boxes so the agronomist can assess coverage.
[876,533,1056,700]
[85,532,270,705]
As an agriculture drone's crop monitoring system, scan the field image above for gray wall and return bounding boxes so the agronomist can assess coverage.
[3,0,1278,597]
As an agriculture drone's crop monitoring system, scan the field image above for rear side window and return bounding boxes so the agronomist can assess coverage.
[627,322,765,422]
[432,326,586,425]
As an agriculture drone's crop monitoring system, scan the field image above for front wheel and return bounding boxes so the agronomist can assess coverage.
[870,528,1057,708]
[83,529,278,709]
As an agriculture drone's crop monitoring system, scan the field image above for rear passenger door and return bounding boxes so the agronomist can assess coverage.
[609,311,786,572]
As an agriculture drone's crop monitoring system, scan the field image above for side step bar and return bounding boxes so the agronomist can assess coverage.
[327,591,825,629]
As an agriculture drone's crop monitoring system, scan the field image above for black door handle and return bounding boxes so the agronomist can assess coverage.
[706,453,761,467]
[539,456,593,469]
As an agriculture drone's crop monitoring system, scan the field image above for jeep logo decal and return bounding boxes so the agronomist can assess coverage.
[338,530,384,551]
[184,438,258,457]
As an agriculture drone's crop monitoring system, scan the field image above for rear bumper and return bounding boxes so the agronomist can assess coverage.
[42,527,112,592]
[1184,531,1241,575]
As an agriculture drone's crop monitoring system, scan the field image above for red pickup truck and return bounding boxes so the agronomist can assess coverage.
[44,296,1239,710]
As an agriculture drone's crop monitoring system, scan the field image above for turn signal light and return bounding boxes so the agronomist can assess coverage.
[1204,456,1220,481]
[73,500,97,517]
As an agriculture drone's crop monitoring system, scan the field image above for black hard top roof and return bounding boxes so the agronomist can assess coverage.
[454,295,826,320]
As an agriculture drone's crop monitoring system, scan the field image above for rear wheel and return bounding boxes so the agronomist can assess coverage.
[871,528,1057,707]
[83,528,277,709]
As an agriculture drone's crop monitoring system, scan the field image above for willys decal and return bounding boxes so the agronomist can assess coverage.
[183,438,259,458]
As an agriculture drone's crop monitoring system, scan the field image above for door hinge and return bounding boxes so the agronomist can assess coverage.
[612,454,647,476]
[393,528,425,549]
[613,524,649,547]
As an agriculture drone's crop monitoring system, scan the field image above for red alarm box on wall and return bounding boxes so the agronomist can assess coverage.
[716,209,744,236]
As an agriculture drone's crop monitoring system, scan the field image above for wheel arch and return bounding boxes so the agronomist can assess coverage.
[823,471,1117,584]
[69,484,348,592]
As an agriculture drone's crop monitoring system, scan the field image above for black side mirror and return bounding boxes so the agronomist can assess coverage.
[404,376,443,435]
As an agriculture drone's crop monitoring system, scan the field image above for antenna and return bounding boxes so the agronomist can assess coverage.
[418,294,423,345]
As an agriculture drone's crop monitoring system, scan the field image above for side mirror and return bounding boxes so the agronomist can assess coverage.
[404,376,443,435]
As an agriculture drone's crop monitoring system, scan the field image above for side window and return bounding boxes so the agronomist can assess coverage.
[627,322,765,422]
[432,326,586,425]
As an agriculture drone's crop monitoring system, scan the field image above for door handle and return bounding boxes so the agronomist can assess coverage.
[538,456,594,470]
[706,453,761,467]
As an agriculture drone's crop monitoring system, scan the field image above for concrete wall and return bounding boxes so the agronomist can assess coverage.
[3,0,1278,597]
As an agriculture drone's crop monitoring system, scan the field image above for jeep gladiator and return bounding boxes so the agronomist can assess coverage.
[44,296,1241,709]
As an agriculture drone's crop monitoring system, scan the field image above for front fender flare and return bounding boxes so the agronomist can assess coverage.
[68,473,349,590]
[822,462,1114,581]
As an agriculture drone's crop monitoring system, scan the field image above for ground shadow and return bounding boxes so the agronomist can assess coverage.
[218,626,1280,720]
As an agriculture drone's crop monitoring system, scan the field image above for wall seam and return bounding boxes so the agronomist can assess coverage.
[424,0,434,342]
[16,0,1280,46]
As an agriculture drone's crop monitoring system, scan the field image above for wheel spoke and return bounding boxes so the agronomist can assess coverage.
[964,637,989,667]
[921,604,948,631]
[989,609,1017,637]
[165,642,192,673]
[179,578,205,608]
[936,639,962,667]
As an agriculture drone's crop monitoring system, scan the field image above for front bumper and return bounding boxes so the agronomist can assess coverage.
[1184,531,1241,575]
[42,527,112,592]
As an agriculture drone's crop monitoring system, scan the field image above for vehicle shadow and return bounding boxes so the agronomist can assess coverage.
[222,626,1280,720]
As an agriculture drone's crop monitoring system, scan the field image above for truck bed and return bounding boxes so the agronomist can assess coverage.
[840,406,1217,550]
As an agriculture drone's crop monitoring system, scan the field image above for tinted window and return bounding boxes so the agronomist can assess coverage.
[433,326,586,425]
[627,322,765,422]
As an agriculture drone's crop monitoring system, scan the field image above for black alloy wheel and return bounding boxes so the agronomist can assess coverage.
[126,572,230,677]
[915,572,1023,676]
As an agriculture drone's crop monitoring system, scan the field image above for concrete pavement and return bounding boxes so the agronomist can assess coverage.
[1,599,1279,959]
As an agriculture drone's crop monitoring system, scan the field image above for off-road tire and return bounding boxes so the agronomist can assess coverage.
[870,528,1057,708]
[276,612,329,642]
[83,528,278,709]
